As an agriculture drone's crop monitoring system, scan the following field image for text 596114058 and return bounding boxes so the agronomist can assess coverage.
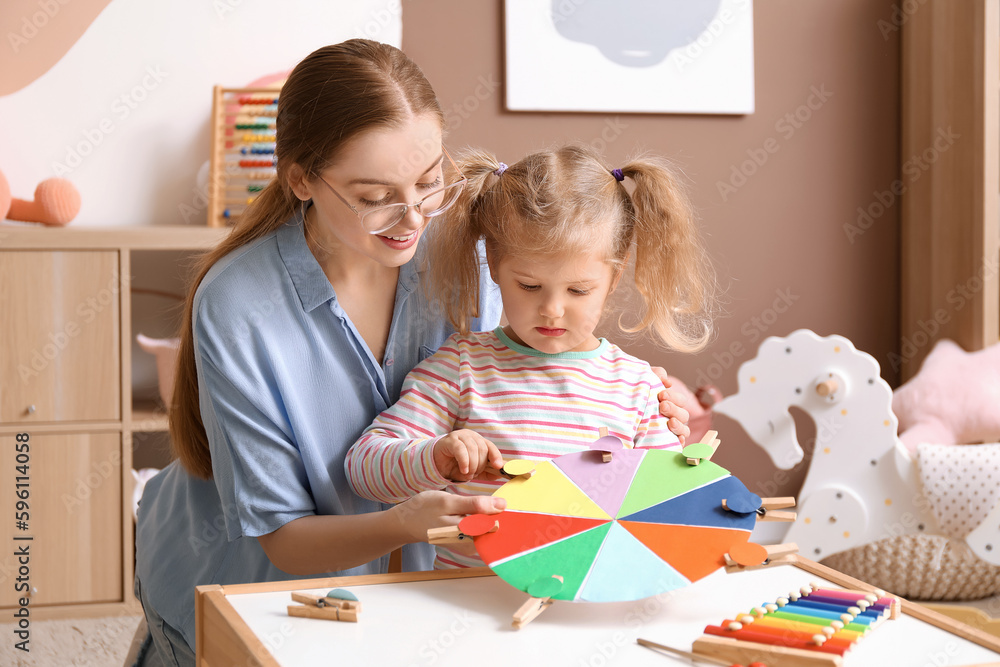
[12,432,32,653]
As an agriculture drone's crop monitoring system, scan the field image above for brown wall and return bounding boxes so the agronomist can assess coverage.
[404,0,901,497]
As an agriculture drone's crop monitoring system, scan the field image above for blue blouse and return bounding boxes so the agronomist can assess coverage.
[134,209,501,649]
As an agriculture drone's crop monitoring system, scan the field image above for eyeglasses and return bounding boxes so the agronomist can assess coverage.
[316,148,467,235]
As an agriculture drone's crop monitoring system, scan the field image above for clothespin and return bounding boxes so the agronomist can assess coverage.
[287,588,361,622]
[512,575,563,629]
[512,596,553,630]
[428,514,499,544]
[755,505,797,523]
[591,427,626,462]
[721,496,797,522]
[596,427,613,461]
[724,542,799,573]
[683,430,721,465]
[483,459,536,479]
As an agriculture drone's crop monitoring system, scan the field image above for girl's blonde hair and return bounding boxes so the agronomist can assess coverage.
[427,143,715,352]
[171,39,444,480]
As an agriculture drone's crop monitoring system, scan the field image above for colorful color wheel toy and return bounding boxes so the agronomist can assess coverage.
[448,434,767,605]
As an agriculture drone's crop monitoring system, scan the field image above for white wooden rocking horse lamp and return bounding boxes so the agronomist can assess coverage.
[712,329,1000,564]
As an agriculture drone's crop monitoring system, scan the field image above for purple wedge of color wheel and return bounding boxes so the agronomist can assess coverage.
[552,447,646,518]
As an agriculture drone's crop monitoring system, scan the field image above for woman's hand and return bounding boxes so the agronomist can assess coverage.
[390,490,506,544]
[650,366,691,445]
[433,429,505,482]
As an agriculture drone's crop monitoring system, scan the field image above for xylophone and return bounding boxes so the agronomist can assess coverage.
[692,582,900,667]
[207,87,279,227]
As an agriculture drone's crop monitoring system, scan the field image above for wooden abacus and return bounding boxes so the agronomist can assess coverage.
[207,86,280,227]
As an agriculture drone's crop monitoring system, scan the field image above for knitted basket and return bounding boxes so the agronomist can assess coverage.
[822,533,1000,601]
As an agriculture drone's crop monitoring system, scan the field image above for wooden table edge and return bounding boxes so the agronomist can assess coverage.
[194,559,1000,665]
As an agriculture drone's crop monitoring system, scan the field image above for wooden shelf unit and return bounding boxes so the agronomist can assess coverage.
[900,0,1000,379]
[0,224,228,619]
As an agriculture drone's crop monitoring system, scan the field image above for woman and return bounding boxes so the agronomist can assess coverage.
[133,39,690,665]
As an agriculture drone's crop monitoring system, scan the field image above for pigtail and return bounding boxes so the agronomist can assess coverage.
[425,148,505,333]
[620,156,715,352]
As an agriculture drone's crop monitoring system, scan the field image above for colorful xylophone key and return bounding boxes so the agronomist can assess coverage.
[694,582,900,666]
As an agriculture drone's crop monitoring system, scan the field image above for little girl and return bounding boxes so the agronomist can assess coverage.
[345,144,715,568]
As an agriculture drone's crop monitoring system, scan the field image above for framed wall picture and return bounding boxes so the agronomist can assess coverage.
[505,0,755,115]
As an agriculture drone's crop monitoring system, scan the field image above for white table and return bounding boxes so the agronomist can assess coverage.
[195,557,1000,666]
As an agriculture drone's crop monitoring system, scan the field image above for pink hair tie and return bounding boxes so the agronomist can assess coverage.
[493,162,508,177]
[611,168,624,182]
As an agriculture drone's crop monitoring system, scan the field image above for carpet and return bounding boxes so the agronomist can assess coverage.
[0,614,143,667]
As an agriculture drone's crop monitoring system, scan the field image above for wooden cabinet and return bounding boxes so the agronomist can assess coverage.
[0,251,120,423]
[0,432,122,608]
[0,225,227,619]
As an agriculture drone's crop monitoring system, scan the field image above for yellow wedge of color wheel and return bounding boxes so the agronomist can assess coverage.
[494,461,611,520]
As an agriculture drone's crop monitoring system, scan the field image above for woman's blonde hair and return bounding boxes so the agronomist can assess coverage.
[171,39,444,480]
[427,143,715,352]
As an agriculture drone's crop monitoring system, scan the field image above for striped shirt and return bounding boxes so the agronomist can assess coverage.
[345,327,680,568]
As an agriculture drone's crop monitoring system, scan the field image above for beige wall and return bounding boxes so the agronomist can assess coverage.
[404,0,902,497]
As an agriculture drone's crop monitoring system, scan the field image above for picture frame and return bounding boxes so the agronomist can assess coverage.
[505,0,755,115]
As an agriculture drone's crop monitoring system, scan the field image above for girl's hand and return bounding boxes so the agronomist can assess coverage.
[390,490,506,544]
[650,366,691,445]
[433,429,505,482]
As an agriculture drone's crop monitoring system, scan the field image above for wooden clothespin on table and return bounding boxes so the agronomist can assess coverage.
[287,588,361,622]
[512,575,564,630]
